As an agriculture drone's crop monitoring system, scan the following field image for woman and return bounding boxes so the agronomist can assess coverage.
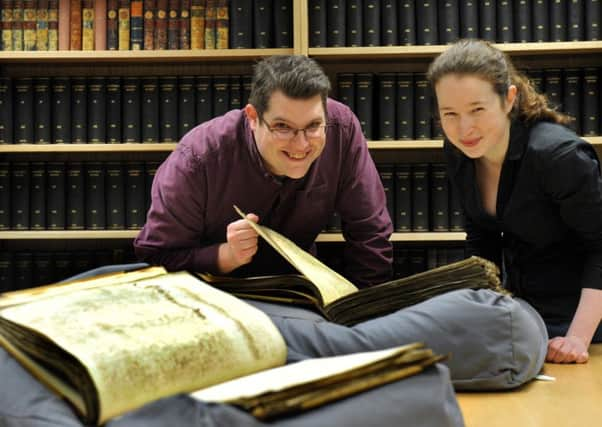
[427,39,602,363]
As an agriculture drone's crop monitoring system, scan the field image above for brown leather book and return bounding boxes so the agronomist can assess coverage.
[190,0,204,49]
[130,0,143,49]
[118,0,130,50]
[166,0,178,49]
[82,0,95,50]
[94,0,107,50]
[204,0,215,49]
[12,0,23,51]
[154,0,167,49]
[47,0,58,49]
[22,0,36,50]
[69,0,81,50]
[36,0,49,51]
[106,0,118,49]
[57,0,69,49]
[1,0,13,51]
[143,0,155,49]
[215,0,227,49]
[179,0,190,49]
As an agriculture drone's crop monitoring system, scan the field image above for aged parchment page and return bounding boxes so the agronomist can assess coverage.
[0,271,287,424]
[234,206,358,305]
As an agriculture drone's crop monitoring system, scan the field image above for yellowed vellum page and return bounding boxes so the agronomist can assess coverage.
[0,271,287,424]
[234,206,358,305]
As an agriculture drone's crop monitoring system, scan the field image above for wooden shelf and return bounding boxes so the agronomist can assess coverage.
[0,49,295,64]
[1,230,466,242]
[309,41,602,60]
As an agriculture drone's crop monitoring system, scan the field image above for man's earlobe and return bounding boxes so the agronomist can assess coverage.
[245,104,258,130]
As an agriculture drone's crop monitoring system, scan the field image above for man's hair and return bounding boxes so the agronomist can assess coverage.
[249,55,331,119]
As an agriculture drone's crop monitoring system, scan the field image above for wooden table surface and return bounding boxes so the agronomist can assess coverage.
[456,344,602,427]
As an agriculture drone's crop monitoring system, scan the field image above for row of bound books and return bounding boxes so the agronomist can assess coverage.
[324,162,465,234]
[0,247,137,291]
[0,0,292,51]
[0,75,252,145]
[336,67,602,141]
[310,0,602,47]
[0,160,160,231]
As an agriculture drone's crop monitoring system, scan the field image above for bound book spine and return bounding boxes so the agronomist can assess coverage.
[195,75,212,124]
[0,77,13,144]
[106,161,125,230]
[411,163,430,232]
[178,75,195,138]
[107,0,118,49]
[85,162,106,230]
[228,75,241,110]
[190,0,205,49]
[479,0,496,42]
[430,163,449,231]
[66,162,85,230]
[1,0,14,51]
[378,164,395,225]
[30,162,46,230]
[273,0,292,48]
[52,76,71,143]
[582,68,599,136]
[346,0,362,47]
[154,0,167,49]
[34,77,51,143]
[159,76,178,142]
[394,164,411,232]
[46,161,66,230]
[563,68,581,134]
[496,0,513,43]
[395,72,414,140]
[414,74,431,139]
[82,0,95,50]
[378,73,395,140]
[514,0,532,43]
[125,161,146,229]
[48,0,58,50]
[94,0,107,49]
[71,76,87,143]
[439,0,459,44]
[398,0,415,45]
[336,73,355,111]
[550,0,567,41]
[416,0,438,45]
[106,76,122,143]
[58,0,69,49]
[228,0,249,48]
[36,0,50,51]
[141,76,159,142]
[12,0,24,51]
[179,0,191,49]
[211,74,229,117]
[143,0,155,49]
[130,0,143,49]
[215,0,228,48]
[253,0,271,47]
[167,0,178,49]
[118,0,130,49]
[544,68,562,111]
[568,0,584,41]
[69,0,82,50]
[144,161,160,211]
[326,0,344,47]
[308,0,326,47]
[363,0,380,47]
[11,162,30,230]
[22,0,38,50]
[460,1,478,38]
[14,77,34,144]
[585,0,600,40]
[0,162,9,230]
[381,0,397,46]
[241,74,251,106]
[14,252,33,289]
[88,76,107,143]
[355,73,374,139]
[122,76,141,143]
[533,0,549,42]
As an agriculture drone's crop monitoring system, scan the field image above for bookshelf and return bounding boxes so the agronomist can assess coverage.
[2,0,602,286]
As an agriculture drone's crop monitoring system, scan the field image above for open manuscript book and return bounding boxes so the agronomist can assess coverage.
[199,206,507,326]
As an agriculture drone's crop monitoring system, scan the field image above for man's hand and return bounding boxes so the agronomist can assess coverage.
[217,214,259,273]
[546,335,589,364]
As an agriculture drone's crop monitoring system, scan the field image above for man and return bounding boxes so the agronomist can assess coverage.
[134,55,393,287]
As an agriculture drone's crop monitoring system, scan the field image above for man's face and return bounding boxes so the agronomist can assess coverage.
[246,91,327,179]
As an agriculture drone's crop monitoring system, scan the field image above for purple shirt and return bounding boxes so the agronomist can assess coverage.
[134,98,393,287]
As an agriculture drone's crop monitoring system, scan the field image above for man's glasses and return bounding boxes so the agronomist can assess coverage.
[263,120,329,141]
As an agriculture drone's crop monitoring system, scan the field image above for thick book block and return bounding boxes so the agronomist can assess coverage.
[215,0,228,48]
[449,181,465,231]
[0,162,9,230]
[166,0,179,49]
[533,0,549,41]
[0,77,13,144]
[460,0,478,38]
[345,0,362,47]
[34,77,51,144]
[141,76,159,143]
[562,68,582,134]
[496,0,513,42]
[125,161,146,229]
[550,0,567,41]
[159,76,178,142]
[582,68,599,136]
[71,77,88,143]
[378,73,396,140]
[408,248,427,275]
[52,76,71,143]
[273,0,292,48]
[479,0,496,42]
[1,0,14,51]
[32,252,55,287]
[363,0,380,46]
[438,0,459,44]
[528,69,545,94]
[430,163,449,231]
[190,0,206,49]
[179,0,192,50]
[72,251,94,277]
[66,162,85,230]
[241,74,252,106]
[336,73,355,111]
[48,0,59,50]
[254,0,272,47]
[154,0,168,49]
[106,161,125,230]
[381,0,398,45]
[143,0,156,49]
[398,1,416,45]
[29,162,46,230]
[106,76,121,143]
[85,162,106,229]
[53,251,73,282]
[544,68,563,111]
[130,0,143,49]
[107,0,119,49]
[82,0,95,50]
[13,252,33,290]
[122,76,141,143]
[178,75,196,138]
[195,75,212,124]
[396,72,414,140]
[377,163,395,225]
[327,0,345,47]
[0,252,14,292]
[14,77,34,144]
[69,0,82,49]
[88,76,107,143]
[411,163,430,232]
[416,0,438,45]
[355,73,374,139]
[144,161,160,211]
[228,75,241,110]
[212,75,229,118]
[46,161,66,230]
[204,0,216,48]
[35,0,50,51]
[94,0,107,50]
[12,0,24,51]
[414,74,431,139]
[229,0,253,49]
[10,161,30,230]
[394,164,412,232]
[118,0,131,50]
[568,0,584,41]
[514,0,532,42]
[308,0,327,47]
[585,0,601,40]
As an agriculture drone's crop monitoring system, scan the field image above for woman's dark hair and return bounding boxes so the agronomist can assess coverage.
[427,39,571,125]
[248,55,331,120]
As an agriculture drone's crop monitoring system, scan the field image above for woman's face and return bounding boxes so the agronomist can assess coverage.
[435,73,517,163]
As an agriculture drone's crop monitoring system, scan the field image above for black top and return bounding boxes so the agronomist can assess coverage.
[446,121,602,324]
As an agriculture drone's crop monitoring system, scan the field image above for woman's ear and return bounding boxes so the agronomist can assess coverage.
[245,104,259,131]
[505,85,518,114]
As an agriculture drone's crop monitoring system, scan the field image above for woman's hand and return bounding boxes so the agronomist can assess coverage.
[546,335,589,363]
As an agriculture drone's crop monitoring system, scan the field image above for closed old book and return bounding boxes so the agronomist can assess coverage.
[154,0,167,48]
[143,0,155,49]
[130,0,143,49]
[141,76,159,143]
[229,0,250,48]
[438,0,459,44]
[414,74,431,139]
[377,163,395,224]
[363,0,380,46]
[178,75,195,138]
[118,0,130,49]
[460,0,478,38]
[195,75,212,124]
[550,0,567,41]
[345,0,361,47]
[355,72,373,139]
[228,74,241,110]
[122,76,141,143]
[71,76,87,143]
[416,0,438,45]
[0,163,9,230]
[479,0,496,42]
[562,68,581,134]
[430,163,449,231]
[48,0,58,49]
[82,0,95,50]
[190,0,205,48]
[395,72,414,139]
[10,162,30,230]
[52,76,71,143]
[496,0,513,42]
[308,0,326,47]
[69,0,81,50]
[106,76,122,143]
[514,0,532,43]
[22,0,36,50]
[1,0,14,51]
[568,0,584,41]
[107,0,118,49]
[125,161,146,228]
[212,74,229,117]
[85,161,106,229]
[34,77,51,144]
[66,161,85,229]
[0,77,12,144]
[30,162,46,230]
[0,252,11,292]
[585,0,600,40]
[14,77,34,144]
[381,0,397,45]
[106,161,125,229]
[215,0,228,48]
[46,161,66,230]
[94,0,107,49]
[179,0,191,49]
[253,0,271,47]
[36,0,50,51]
[394,164,412,231]
[327,0,344,47]
[378,73,395,140]
[88,76,107,143]
[582,68,599,136]
[166,0,178,49]
[273,0,292,47]
[411,162,430,232]
[336,73,355,111]
[12,0,23,51]
[159,76,178,142]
